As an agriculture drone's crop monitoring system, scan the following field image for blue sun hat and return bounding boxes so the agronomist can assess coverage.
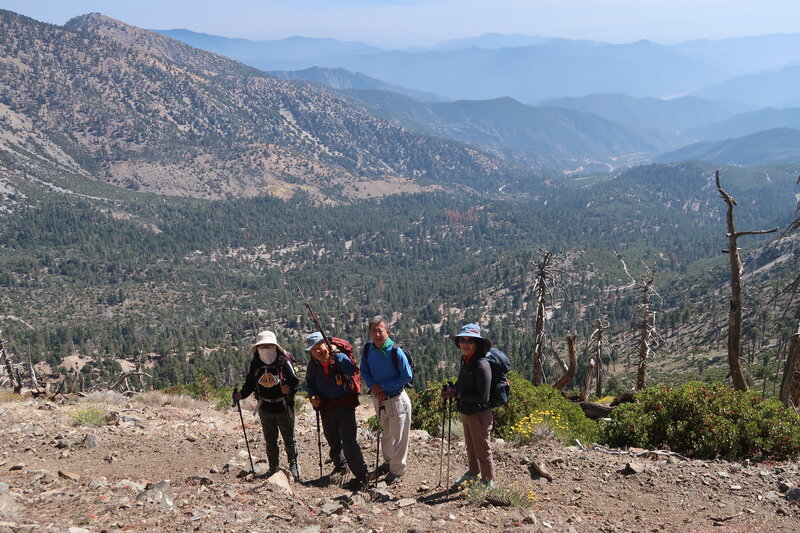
[305,331,325,351]
[449,323,492,349]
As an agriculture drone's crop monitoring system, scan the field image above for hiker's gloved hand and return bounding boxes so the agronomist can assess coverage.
[310,396,322,409]
[441,385,456,398]
[281,384,290,395]
[232,391,241,404]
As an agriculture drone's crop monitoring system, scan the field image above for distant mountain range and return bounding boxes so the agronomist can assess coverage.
[0,10,539,199]
[267,66,448,103]
[690,65,800,109]
[158,28,800,108]
[340,91,682,171]
[686,107,800,141]
[539,93,746,135]
[655,127,800,166]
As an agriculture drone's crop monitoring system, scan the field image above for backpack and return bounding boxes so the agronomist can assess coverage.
[484,348,511,408]
[328,337,362,394]
[362,343,415,388]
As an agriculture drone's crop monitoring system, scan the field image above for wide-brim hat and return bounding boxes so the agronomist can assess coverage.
[449,323,492,350]
[304,331,325,352]
[251,330,285,355]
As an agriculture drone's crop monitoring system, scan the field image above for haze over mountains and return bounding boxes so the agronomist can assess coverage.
[155,26,800,170]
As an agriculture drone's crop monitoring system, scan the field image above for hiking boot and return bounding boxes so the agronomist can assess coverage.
[376,462,390,476]
[330,463,348,476]
[289,463,300,482]
[384,472,401,485]
[454,471,479,486]
[479,479,495,490]
[345,477,370,492]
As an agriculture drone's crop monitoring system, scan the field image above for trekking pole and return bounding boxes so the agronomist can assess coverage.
[374,399,385,487]
[233,387,256,476]
[445,388,453,489]
[436,385,447,487]
[296,285,336,354]
[315,407,323,478]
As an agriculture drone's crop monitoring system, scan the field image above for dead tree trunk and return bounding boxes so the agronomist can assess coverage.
[0,330,21,394]
[636,265,657,390]
[532,251,553,386]
[594,319,606,397]
[580,358,595,402]
[779,323,800,408]
[553,335,577,391]
[716,170,778,391]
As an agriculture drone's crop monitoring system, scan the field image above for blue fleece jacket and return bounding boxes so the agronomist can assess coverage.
[306,351,356,401]
[360,340,412,397]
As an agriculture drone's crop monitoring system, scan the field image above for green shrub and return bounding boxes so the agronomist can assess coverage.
[494,373,599,444]
[602,381,800,460]
[164,375,231,409]
[409,379,457,437]
[72,406,109,427]
[410,373,599,444]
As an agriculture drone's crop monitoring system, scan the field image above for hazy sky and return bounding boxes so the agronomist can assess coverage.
[5,1,800,48]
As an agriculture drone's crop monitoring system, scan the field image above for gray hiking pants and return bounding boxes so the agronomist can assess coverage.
[258,404,298,469]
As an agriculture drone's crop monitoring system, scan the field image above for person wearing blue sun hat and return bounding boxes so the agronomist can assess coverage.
[442,323,495,489]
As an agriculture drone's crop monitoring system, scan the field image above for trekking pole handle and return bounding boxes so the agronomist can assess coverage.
[296,285,335,354]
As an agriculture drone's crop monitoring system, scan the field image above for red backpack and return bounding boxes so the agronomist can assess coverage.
[328,337,362,394]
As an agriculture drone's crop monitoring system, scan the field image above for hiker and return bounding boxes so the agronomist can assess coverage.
[305,331,371,490]
[442,323,495,489]
[360,315,413,485]
[233,330,300,481]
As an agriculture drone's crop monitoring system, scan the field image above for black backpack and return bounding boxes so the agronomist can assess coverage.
[484,348,511,408]
[362,343,415,387]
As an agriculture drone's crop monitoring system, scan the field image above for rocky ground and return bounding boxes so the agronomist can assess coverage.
[0,391,798,533]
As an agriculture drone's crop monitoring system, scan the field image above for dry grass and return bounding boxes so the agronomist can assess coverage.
[79,390,131,406]
[134,390,204,410]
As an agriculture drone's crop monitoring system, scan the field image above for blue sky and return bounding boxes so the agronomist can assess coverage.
[5,1,800,48]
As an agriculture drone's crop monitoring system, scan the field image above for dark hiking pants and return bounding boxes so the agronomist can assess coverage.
[258,405,298,469]
[321,404,368,480]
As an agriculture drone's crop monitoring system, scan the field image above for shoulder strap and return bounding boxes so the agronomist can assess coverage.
[390,346,400,372]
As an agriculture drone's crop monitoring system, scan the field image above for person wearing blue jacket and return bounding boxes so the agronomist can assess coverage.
[360,315,413,485]
[305,331,370,490]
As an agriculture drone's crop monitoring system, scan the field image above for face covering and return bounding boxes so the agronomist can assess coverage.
[258,347,278,365]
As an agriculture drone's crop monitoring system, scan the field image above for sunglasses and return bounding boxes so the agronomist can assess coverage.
[457,337,477,344]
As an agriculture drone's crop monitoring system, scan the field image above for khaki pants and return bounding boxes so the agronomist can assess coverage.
[373,389,412,476]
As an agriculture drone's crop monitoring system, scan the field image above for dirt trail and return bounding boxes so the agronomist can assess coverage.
[0,394,798,532]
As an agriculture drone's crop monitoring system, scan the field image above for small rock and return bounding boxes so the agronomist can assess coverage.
[298,527,321,533]
[397,498,416,508]
[717,471,731,478]
[786,488,800,502]
[209,465,219,474]
[529,461,554,481]
[185,433,198,442]
[417,484,430,492]
[266,470,293,496]
[730,485,742,491]
[778,480,794,493]
[58,470,81,481]
[561,527,579,533]
[620,462,645,475]
[135,480,175,511]
[58,451,70,460]
[81,434,98,448]
[321,501,344,516]
[522,512,538,524]
[88,478,107,490]
[9,464,24,471]
[68,528,90,533]
[0,481,9,493]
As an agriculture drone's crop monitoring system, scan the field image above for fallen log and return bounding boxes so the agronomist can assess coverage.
[578,401,613,419]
